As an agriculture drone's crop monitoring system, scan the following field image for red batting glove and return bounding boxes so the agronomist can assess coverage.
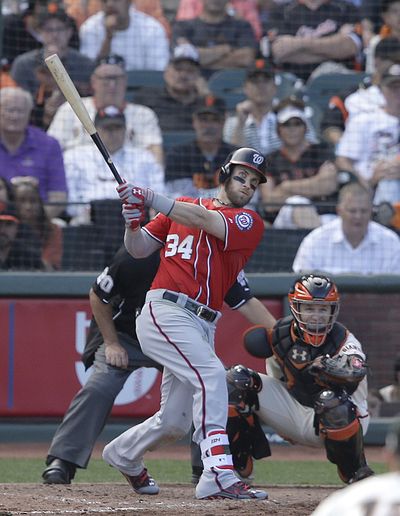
[117,181,152,206]
[122,203,145,231]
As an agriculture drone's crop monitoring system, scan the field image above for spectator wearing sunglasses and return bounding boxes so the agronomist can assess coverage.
[259,98,339,229]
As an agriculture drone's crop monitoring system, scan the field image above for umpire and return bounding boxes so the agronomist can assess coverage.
[42,246,274,483]
[42,247,161,483]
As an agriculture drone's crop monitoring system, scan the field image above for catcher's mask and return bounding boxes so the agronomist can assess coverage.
[219,147,268,185]
[288,274,340,347]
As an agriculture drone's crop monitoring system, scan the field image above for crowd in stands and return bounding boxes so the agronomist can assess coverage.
[0,0,400,275]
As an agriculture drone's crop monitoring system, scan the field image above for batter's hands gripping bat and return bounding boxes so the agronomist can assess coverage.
[45,53,123,184]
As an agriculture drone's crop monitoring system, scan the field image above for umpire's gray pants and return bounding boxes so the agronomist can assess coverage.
[46,333,159,468]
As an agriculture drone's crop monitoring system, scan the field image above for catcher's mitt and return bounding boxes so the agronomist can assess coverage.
[308,353,367,388]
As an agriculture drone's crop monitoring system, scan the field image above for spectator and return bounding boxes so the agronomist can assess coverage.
[47,54,163,163]
[223,66,317,155]
[10,8,94,130]
[379,356,400,402]
[311,420,400,516]
[2,0,79,67]
[0,177,15,203]
[336,64,400,204]
[260,98,338,228]
[12,177,63,271]
[173,0,257,73]
[64,106,165,224]
[64,0,171,36]
[134,43,210,132]
[366,0,400,73]
[266,0,363,82]
[0,87,67,219]
[0,201,43,270]
[79,0,169,71]
[176,0,263,41]
[165,95,238,203]
[10,9,94,98]
[292,182,400,274]
[321,37,400,146]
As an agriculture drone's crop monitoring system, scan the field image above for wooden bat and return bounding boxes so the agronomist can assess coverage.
[45,53,123,184]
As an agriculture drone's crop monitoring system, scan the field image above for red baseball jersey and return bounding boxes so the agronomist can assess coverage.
[143,197,264,310]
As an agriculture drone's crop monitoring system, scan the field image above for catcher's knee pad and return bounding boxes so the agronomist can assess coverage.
[200,430,234,473]
[314,390,360,441]
[226,364,262,412]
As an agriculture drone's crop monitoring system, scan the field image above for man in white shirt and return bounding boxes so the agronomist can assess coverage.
[64,106,165,224]
[293,182,400,274]
[79,0,169,71]
[336,64,400,203]
[47,54,163,163]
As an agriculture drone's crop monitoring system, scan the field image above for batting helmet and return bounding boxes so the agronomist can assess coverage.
[288,274,340,347]
[219,147,267,184]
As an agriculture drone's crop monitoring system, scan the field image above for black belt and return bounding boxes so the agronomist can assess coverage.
[162,291,217,322]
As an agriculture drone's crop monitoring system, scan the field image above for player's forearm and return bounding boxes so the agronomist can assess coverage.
[238,297,277,328]
[124,227,161,258]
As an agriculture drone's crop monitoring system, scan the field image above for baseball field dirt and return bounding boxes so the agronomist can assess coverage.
[0,443,384,515]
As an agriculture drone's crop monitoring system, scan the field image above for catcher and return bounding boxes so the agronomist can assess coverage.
[225,274,374,484]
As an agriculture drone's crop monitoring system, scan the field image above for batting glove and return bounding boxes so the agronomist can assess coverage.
[117,181,151,205]
[116,180,175,216]
[122,203,144,231]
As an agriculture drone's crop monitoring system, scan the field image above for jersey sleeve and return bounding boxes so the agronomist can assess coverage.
[338,332,366,361]
[91,249,125,303]
[220,208,264,253]
[224,270,253,309]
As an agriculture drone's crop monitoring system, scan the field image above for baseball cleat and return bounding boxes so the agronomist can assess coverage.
[196,481,268,500]
[122,468,160,495]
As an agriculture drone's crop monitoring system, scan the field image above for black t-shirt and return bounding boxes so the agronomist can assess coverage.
[266,142,336,215]
[0,223,44,270]
[133,87,200,132]
[266,0,362,80]
[166,140,237,185]
[0,239,43,270]
[267,142,333,184]
[2,11,80,66]
[173,16,257,51]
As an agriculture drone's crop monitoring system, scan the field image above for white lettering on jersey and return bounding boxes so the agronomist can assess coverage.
[165,234,194,260]
[96,267,114,293]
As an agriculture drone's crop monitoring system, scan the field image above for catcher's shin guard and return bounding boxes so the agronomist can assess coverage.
[315,390,373,483]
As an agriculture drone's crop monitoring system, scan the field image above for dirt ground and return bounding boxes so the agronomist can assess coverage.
[0,443,384,516]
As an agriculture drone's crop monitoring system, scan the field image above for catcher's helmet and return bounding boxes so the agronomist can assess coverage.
[219,147,267,184]
[288,274,340,346]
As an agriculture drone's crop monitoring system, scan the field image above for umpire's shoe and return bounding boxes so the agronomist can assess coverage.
[121,468,160,495]
[42,458,76,484]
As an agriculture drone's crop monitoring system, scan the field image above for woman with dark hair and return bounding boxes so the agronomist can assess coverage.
[12,177,63,271]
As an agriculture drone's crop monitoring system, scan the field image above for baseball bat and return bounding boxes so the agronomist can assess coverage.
[45,53,123,184]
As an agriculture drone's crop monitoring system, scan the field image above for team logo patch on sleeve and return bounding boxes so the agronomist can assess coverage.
[234,212,254,231]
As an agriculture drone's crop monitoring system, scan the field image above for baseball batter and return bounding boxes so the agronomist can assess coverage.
[103,147,269,500]
[41,246,275,485]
